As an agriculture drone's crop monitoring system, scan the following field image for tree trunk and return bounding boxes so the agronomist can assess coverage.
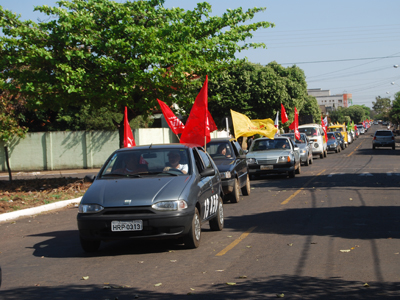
[4,146,12,181]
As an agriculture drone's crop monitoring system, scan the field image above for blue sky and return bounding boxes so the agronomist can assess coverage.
[2,0,400,108]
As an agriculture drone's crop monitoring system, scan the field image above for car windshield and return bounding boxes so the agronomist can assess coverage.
[328,133,336,139]
[281,134,306,143]
[251,139,290,151]
[298,127,319,137]
[206,142,234,159]
[100,148,191,177]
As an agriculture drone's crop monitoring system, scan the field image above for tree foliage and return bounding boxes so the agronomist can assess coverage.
[372,96,391,117]
[0,0,274,145]
[329,105,368,124]
[207,62,320,129]
[389,92,400,125]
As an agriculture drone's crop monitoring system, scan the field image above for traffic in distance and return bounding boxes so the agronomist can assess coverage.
[76,120,383,253]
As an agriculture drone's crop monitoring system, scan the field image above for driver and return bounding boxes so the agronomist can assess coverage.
[163,151,188,174]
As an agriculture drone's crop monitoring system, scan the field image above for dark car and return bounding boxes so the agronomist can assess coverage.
[334,132,345,150]
[327,132,341,153]
[206,138,250,203]
[246,137,301,178]
[373,130,395,149]
[280,133,313,166]
[77,144,224,252]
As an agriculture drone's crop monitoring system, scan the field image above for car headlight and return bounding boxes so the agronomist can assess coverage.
[220,171,232,179]
[300,149,306,154]
[247,158,256,164]
[277,156,290,163]
[78,204,104,214]
[152,200,188,211]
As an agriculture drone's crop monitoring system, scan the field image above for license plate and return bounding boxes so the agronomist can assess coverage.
[111,220,143,231]
[260,165,273,170]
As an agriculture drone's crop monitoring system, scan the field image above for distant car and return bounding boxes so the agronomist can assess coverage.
[327,132,341,153]
[77,144,224,252]
[356,125,365,135]
[298,123,327,159]
[334,132,345,150]
[246,137,301,178]
[382,121,388,126]
[206,138,250,203]
[374,121,378,125]
[280,133,313,166]
[373,130,395,150]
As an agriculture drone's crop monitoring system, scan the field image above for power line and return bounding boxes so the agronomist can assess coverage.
[282,55,400,65]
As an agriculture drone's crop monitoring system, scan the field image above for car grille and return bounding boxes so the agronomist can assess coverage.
[102,208,155,215]
[257,159,276,164]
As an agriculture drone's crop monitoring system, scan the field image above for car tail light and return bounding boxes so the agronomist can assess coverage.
[392,136,395,140]
[373,137,376,140]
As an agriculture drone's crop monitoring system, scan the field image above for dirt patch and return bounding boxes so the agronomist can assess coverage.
[0,178,91,214]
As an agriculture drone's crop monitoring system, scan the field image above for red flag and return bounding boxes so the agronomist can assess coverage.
[207,110,218,132]
[289,107,300,140]
[123,106,136,147]
[321,115,328,143]
[180,76,210,146]
[157,99,185,134]
[281,103,289,124]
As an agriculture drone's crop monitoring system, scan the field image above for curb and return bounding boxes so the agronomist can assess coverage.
[0,197,82,222]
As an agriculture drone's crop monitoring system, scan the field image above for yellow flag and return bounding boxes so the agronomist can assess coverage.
[230,109,277,139]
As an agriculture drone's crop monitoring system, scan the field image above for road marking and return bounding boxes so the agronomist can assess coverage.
[281,169,326,205]
[328,172,345,177]
[215,226,257,256]
[347,140,364,157]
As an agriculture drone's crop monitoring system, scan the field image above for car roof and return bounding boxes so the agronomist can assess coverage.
[208,138,236,143]
[114,143,199,153]
[298,123,321,128]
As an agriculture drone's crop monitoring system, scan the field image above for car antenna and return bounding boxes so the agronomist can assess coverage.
[149,144,153,149]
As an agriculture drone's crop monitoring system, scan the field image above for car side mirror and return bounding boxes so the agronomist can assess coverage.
[84,175,95,183]
[243,150,249,154]
[200,168,215,177]
[294,146,299,151]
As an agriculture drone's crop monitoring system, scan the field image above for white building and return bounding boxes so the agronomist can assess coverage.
[308,88,352,112]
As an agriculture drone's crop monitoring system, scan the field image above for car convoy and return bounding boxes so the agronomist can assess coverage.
[77,120,383,252]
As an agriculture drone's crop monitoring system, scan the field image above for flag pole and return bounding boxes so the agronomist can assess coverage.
[176,134,180,141]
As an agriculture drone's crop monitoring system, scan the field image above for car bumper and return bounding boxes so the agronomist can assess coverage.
[327,144,337,151]
[300,153,308,163]
[248,163,294,175]
[77,207,194,241]
[373,142,395,147]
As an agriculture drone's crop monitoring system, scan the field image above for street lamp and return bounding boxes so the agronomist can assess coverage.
[394,65,399,68]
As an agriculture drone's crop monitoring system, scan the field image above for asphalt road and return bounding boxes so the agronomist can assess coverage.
[1,125,400,299]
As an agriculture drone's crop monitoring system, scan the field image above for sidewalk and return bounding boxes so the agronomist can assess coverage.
[0,168,100,180]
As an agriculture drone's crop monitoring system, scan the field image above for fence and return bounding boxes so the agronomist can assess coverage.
[0,128,223,172]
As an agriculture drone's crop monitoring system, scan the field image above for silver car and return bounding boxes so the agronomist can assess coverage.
[373,130,395,150]
[246,137,301,178]
[280,133,313,166]
[77,144,224,252]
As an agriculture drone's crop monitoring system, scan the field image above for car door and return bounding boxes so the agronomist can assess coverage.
[193,148,220,221]
[231,140,248,187]
[290,139,300,166]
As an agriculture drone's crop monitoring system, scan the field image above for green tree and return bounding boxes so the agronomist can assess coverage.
[207,62,318,130]
[0,91,27,181]
[0,0,274,147]
[347,105,366,123]
[389,92,400,125]
[372,96,391,119]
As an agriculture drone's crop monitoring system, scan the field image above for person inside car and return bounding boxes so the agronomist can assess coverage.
[164,151,188,174]
[113,153,148,174]
[217,144,232,158]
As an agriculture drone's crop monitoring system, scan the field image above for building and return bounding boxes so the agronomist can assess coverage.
[308,88,352,113]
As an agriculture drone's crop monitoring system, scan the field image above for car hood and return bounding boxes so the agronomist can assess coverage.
[247,149,292,159]
[212,158,235,172]
[81,176,190,207]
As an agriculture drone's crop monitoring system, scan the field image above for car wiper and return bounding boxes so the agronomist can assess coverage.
[101,173,142,178]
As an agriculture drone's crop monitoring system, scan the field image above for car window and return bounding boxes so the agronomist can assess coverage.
[375,131,393,136]
[299,127,319,137]
[198,148,213,169]
[101,149,191,176]
[206,142,233,159]
[231,141,241,156]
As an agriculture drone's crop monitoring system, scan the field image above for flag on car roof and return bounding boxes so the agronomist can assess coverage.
[123,106,136,148]
[281,103,289,123]
[231,110,277,139]
[157,99,185,135]
[289,107,300,140]
[180,76,217,146]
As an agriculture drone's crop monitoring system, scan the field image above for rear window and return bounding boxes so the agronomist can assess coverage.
[375,131,393,136]
[299,127,319,137]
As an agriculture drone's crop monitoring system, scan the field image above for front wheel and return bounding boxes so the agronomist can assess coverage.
[241,174,251,196]
[393,145,396,150]
[289,169,295,178]
[209,196,224,231]
[230,178,241,203]
[80,237,101,253]
[305,156,310,166]
[184,208,201,249]
[320,153,324,159]
[309,155,313,164]
[295,163,301,174]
